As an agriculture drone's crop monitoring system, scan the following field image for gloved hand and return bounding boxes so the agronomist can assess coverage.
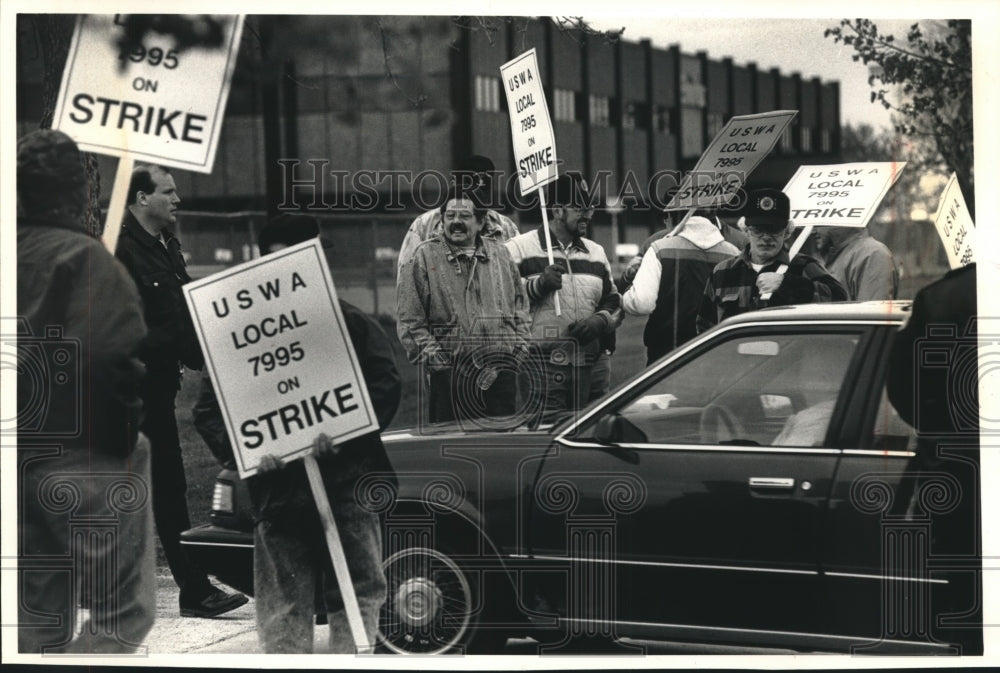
[258,454,286,473]
[313,432,341,460]
[426,349,451,373]
[538,264,566,293]
[567,313,609,346]
[618,258,641,291]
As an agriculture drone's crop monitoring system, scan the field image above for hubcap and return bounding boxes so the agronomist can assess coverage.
[395,577,443,627]
[378,547,474,654]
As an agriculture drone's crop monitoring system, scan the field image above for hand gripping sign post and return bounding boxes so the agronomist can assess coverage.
[762,161,906,299]
[52,14,244,253]
[666,110,798,228]
[932,173,975,269]
[184,239,378,653]
[500,48,562,314]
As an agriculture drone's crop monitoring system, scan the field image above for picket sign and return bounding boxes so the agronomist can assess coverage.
[500,49,561,315]
[184,238,378,651]
[51,14,244,252]
[932,173,975,269]
[782,162,906,228]
[666,110,798,211]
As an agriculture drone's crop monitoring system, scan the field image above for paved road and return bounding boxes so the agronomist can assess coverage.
[144,570,798,656]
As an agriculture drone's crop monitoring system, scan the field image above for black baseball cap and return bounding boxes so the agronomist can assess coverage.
[743,188,790,230]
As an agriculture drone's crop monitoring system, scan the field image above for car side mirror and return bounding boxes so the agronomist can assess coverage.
[595,415,623,443]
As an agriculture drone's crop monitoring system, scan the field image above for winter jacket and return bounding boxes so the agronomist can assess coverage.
[397,208,519,272]
[397,235,531,368]
[17,214,147,457]
[192,299,401,522]
[505,227,621,364]
[697,246,847,332]
[622,217,739,361]
[618,220,747,291]
[888,263,976,434]
[825,230,899,301]
[115,211,204,384]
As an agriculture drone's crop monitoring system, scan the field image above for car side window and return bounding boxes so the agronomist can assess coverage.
[598,331,862,447]
[869,385,918,452]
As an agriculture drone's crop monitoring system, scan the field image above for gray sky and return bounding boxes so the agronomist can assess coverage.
[587,16,922,131]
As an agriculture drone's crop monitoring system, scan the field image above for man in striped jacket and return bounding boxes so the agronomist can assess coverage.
[697,188,846,332]
[506,174,621,420]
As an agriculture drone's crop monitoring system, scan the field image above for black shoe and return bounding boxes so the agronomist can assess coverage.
[180,588,249,618]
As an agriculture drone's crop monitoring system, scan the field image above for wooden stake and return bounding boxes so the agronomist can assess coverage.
[303,454,372,654]
[538,189,561,316]
[101,155,134,254]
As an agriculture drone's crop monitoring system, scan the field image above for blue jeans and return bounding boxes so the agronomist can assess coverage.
[254,494,386,653]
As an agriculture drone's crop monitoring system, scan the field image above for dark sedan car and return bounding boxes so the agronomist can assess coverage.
[181,301,982,655]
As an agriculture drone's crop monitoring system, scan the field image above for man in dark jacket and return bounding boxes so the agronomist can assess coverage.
[115,164,247,618]
[192,214,401,653]
[16,130,154,653]
[886,263,981,654]
[698,188,847,331]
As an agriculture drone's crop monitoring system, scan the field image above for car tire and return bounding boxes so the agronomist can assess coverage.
[377,545,507,654]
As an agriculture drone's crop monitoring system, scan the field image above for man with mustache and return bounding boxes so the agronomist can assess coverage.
[116,164,248,618]
[396,154,519,272]
[506,174,622,420]
[397,185,531,426]
[697,188,846,331]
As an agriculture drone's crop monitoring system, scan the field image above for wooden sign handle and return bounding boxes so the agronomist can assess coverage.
[303,453,373,654]
[760,224,813,301]
[101,155,134,254]
[537,189,561,316]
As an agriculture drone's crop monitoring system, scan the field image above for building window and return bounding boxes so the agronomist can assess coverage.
[706,112,725,140]
[653,105,671,134]
[590,95,610,127]
[622,102,636,130]
[800,127,813,153]
[820,129,832,153]
[780,125,794,153]
[554,88,577,122]
[681,107,704,158]
[475,75,500,112]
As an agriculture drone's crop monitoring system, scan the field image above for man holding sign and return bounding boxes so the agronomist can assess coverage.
[506,174,622,419]
[193,214,401,653]
[698,189,846,330]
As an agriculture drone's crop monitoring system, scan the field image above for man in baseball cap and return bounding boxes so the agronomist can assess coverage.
[698,187,846,329]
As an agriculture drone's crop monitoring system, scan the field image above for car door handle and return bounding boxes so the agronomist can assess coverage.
[748,477,795,490]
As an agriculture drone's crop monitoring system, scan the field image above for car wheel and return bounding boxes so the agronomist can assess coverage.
[377,546,505,654]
